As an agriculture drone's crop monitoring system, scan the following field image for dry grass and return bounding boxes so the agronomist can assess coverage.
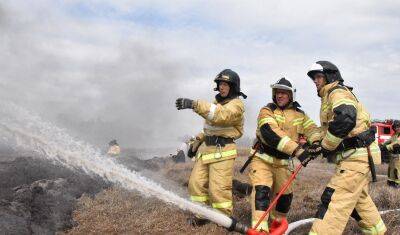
[67,151,400,234]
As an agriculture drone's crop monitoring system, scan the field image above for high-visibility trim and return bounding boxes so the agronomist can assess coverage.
[252,149,290,165]
[292,118,304,126]
[336,145,381,161]
[303,119,315,129]
[322,103,330,112]
[332,99,357,109]
[212,201,232,209]
[201,149,237,161]
[258,117,276,127]
[277,136,291,152]
[203,123,236,131]
[190,195,209,202]
[325,131,342,145]
[387,178,400,183]
[252,220,268,231]
[360,219,386,234]
[207,104,217,120]
[307,130,321,143]
[274,114,285,123]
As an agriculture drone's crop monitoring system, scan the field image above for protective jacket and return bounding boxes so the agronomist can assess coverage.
[383,132,400,185]
[383,132,400,153]
[192,97,244,164]
[253,102,320,165]
[318,81,381,171]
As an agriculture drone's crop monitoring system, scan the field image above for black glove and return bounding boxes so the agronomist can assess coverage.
[297,149,313,167]
[308,141,322,157]
[393,144,400,154]
[187,146,196,158]
[293,147,315,167]
[176,98,194,110]
[379,144,387,152]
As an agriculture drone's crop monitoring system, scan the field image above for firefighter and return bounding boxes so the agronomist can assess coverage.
[175,69,246,225]
[307,61,386,234]
[249,77,321,231]
[380,120,400,188]
[107,139,121,156]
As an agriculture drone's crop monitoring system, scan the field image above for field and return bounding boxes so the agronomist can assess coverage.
[67,149,400,234]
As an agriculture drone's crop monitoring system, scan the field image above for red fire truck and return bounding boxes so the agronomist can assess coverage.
[372,120,394,144]
[371,120,395,163]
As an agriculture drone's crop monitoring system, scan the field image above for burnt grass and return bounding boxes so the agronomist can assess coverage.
[68,149,400,235]
[0,153,109,234]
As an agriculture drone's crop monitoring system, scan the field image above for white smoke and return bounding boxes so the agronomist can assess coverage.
[0,101,232,228]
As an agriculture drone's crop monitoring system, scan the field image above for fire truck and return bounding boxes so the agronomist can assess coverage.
[371,119,395,163]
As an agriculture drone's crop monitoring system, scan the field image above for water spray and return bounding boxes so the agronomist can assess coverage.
[0,102,250,233]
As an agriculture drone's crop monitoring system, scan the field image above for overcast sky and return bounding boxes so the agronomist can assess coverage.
[0,1,399,149]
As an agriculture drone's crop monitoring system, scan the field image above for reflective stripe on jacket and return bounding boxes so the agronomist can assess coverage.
[318,81,381,172]
[255,102,320,165]
[193,97,244,164]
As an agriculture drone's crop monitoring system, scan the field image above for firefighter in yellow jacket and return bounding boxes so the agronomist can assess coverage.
[249,77,321,231]
[175,69,246,225]
[307,61,386,234]
[107,139,121,156]
[381,120,400,188]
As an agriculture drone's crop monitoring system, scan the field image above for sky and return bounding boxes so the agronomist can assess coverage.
[0,0,399,149]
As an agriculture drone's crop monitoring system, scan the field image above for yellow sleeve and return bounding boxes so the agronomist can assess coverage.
[302,114,321,144]
[321,89,357,151]
[257,107,299,156]
[193,99,244,126]
[386,135,399,152]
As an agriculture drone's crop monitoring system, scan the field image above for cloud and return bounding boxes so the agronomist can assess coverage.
[0,0,399,150]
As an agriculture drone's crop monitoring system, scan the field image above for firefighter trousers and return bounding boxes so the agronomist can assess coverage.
[249,157,293,231]
[388,155,400,185]
[310,168,386,235]
[188,158,235,216]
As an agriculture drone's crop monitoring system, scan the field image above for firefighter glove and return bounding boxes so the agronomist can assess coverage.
[308,141,322,157]
[187,145,196,158]
[379,144,387,152]
[393,144,400,154]
[176,98,194,110]
[294,148,313,167]
[187,137,202,158]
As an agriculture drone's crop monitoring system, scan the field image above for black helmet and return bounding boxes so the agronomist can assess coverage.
[214,69,247,99]
[270,77,296,103]
[392,120,400,131]
[307,61,344,84]
[109,139,118,146]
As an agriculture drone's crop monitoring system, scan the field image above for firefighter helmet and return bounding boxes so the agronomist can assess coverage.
[214,69,247,99]
[270,77,296,104]
[307,61,344,84]
[392,120,400,131]
[109,139,118,146]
